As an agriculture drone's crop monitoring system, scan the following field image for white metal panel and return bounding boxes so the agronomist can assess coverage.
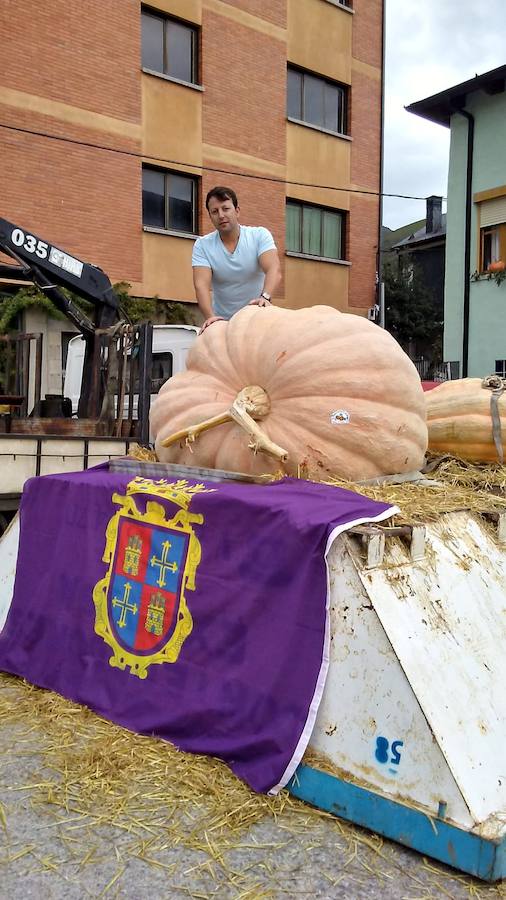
[312,535,473,827]
[0,514,19,633]
[362,512,506,824]
[36,439,129,475]
[86,439,129,467]
[151,325,198,353]
[0,440,38,493]
[39,440,87,476]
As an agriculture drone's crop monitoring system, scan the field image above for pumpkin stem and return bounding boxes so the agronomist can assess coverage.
[230,392,288,462]
[160,410,232,447]
[159,384,288,463]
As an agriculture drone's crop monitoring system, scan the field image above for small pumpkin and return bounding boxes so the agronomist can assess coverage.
[488,260,506,273]
[150,305,428,481]
[426,377,506,462]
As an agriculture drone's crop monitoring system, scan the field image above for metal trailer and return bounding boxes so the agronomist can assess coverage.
[291,510,506,881]
[1,486,506,881]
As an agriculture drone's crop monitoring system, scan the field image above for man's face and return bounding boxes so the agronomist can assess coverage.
[207,196,240,234]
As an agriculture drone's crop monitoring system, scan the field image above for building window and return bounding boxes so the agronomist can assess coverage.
[286,201,345,260]
[495,360,506,378]
[141,9,198,84]
[481,224,506,271]
[478,196,506,272]
[287,66,348,134]
[142,167,198,234]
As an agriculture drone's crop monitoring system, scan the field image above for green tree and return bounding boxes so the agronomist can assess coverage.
[384,262,443,365]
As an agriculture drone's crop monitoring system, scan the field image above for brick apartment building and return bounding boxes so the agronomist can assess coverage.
[0,0,384,324]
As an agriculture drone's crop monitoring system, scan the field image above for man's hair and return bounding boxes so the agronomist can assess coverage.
[205,186,238,211]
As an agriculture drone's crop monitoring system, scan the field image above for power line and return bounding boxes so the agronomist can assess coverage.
[0,121,443,202]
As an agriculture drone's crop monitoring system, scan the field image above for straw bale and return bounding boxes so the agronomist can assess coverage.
[320,455,506,526]
[128,444,158,462]
[1,675,505,896]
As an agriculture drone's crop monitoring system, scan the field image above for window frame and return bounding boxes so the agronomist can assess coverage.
[323,0,353,9]
[142,166,199,236]
[286,199,347,262]
[287,65,349,136]
[480,222,506,273]
[141,7,199,86]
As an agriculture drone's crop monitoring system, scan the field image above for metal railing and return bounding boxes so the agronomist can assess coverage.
[412,358,460,382]
[0,332,43,416]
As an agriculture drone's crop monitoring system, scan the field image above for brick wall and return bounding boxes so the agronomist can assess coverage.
[201,6,287,291]
[0,0,140,120]
[0,0,385,308]
[0,0,142,283]
[348,0,384,310]
[223,0,286,28]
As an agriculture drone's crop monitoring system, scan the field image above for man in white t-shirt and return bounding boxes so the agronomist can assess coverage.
[192,186,282,331]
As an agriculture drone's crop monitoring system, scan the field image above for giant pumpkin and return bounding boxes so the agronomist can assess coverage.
[150,305,428,481]
[426,376,506,462]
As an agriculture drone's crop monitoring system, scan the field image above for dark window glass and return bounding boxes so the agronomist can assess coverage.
[287,68,302,119]
[324,82,339,132]
[302,206,322,255]
[141,12,164,72]
[151,352,173,392]
[286,201,344,260]
[323,210,341,258]
[167,20,193,82]
[142,167,197,233]
[286,203,301,252]
[304,74,325,129]
[288,66,347,134]
[142,168,165,228]
[169,174,194,232]
[337,86,346,132]
[141,9,197,84]
[482,226,500,271]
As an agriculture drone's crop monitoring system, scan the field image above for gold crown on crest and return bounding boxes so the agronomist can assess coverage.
[126,477,214,510]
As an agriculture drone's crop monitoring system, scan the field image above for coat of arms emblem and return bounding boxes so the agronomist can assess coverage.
[93,477,212,678]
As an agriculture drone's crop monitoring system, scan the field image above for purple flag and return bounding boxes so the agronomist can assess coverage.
[0,466,396,793]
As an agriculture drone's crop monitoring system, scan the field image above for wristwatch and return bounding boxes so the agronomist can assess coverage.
[260,291,271,301]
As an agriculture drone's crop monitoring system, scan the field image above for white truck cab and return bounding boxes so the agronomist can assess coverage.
[63,324,199,415]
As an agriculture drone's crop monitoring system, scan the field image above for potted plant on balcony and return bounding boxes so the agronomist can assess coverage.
[487,260,506,285]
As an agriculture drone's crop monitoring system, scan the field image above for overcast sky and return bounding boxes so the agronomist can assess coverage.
[383,0,506,231]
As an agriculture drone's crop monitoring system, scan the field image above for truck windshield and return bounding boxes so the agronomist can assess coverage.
[150,352,173,392]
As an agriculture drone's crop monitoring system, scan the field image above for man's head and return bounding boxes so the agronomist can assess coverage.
[206,186,240,236]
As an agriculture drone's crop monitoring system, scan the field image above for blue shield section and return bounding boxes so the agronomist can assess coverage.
[145,528,187,594]
[110,574,142,648]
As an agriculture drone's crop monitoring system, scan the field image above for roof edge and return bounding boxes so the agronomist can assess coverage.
[406,64,506,127]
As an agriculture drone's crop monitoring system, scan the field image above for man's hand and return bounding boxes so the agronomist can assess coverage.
[248,297,272,307]
[200,315,225,334]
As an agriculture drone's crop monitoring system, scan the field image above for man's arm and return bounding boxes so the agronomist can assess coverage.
[248,249,282,306]
[193,266,213,318]
[193,266,224,332]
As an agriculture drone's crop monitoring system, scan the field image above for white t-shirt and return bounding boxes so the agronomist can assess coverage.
[192,225,276,319]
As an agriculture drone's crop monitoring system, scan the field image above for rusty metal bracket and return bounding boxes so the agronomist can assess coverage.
[349,523,426,568]
[481,511,506,544]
